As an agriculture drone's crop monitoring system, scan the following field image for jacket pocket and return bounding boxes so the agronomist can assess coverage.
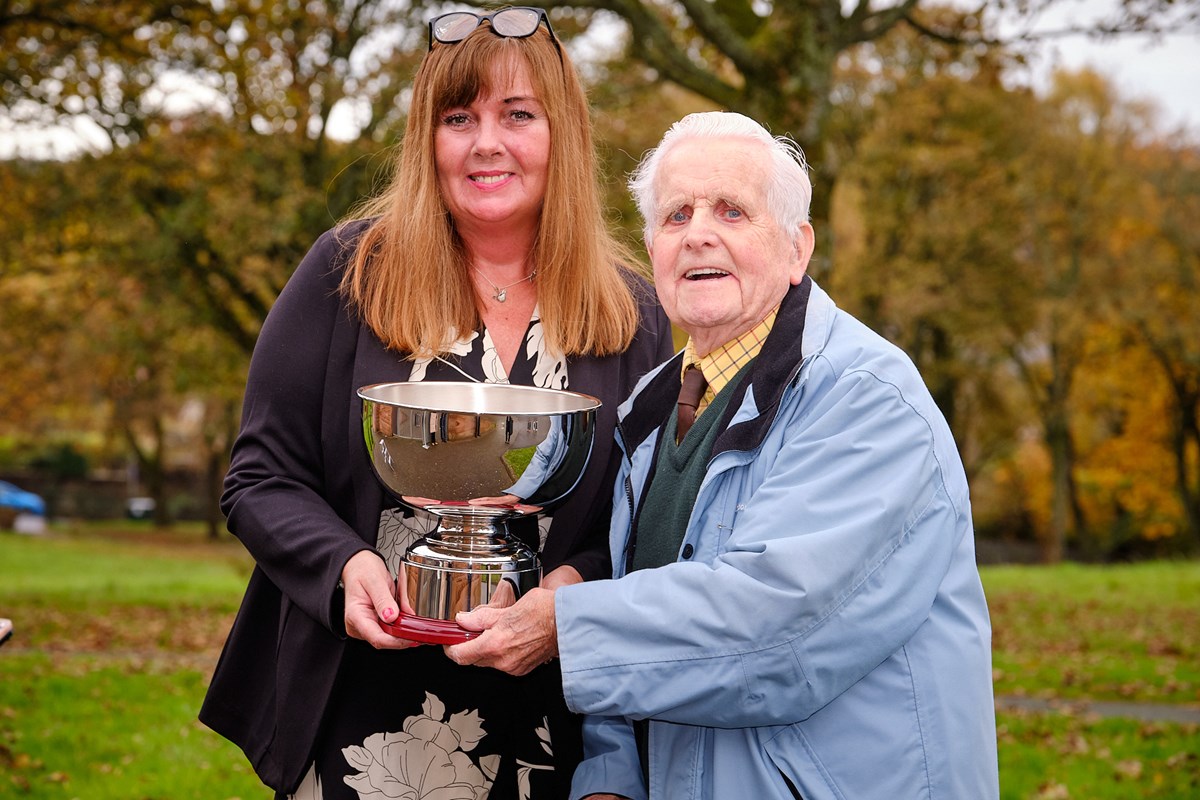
[780,768,804,799]
[763,724,845,800]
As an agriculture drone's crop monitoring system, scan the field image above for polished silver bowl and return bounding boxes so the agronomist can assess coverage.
[359,381,600,639]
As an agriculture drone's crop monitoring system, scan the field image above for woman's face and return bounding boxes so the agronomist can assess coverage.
[435,59,551,239]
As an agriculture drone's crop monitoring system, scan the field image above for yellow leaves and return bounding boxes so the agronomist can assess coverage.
[838,58,1200,555]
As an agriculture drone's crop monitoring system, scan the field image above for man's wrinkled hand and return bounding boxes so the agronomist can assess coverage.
[444,587,557,675]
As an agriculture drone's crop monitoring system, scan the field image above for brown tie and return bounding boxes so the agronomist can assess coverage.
[676,365,708,442]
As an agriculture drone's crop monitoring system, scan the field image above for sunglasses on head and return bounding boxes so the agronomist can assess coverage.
[428,6,559,52]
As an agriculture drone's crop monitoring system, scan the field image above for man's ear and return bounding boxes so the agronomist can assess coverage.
[790,222,816,285]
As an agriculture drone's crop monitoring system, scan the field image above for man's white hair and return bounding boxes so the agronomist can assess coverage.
[628,111,813,247]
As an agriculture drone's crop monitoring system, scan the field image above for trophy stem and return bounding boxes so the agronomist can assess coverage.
[432,512,507,540]
[398,512,541,642]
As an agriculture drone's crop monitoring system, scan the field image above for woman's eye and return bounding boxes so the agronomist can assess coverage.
[510,109,536,121]
[722,207,743,219]
[668,210,689,223]
[442,112,471,126]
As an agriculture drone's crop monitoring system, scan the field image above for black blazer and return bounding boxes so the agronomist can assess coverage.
[199,222,675,793]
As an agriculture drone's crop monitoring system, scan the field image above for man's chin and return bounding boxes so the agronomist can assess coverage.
[675,311,743,350]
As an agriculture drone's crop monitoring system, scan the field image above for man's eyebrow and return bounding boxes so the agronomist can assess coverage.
[713,194,749,207]
[658,193,694,209]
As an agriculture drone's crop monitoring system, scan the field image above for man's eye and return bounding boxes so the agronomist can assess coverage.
[668,210,689,223]
[723,207,743,219]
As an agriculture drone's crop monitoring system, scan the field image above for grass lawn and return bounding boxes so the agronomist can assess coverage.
[1,524,270,799]
[982,561,1200,798]
[1,523,1198,799]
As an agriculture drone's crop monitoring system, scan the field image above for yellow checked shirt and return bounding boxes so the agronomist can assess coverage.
[681,306,779,419]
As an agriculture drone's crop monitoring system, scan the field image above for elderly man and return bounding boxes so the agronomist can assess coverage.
[448,111,999,800]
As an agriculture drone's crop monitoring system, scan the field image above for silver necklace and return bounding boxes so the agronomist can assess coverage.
[474,266,537,303]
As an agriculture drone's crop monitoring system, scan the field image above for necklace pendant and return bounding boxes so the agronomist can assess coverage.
[496,289,507,302]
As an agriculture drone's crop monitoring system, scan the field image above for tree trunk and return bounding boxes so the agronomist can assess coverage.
[1044,409,1071,564]
[1173,389,1200,548]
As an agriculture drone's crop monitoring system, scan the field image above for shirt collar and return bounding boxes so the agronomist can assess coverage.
[682,306,780,408]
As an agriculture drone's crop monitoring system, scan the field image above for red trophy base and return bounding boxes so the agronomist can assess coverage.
[379,613,480,645]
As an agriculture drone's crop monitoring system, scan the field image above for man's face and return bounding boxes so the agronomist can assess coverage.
[648,137,813,356]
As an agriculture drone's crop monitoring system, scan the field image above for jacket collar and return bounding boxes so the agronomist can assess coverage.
[619,276,815,457]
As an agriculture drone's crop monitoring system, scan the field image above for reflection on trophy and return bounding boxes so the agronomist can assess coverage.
[358,381,600,644]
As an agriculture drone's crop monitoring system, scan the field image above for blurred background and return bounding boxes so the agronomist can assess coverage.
[1,0,1198,566]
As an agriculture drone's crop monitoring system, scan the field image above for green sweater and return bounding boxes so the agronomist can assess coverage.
[631,367,749,572]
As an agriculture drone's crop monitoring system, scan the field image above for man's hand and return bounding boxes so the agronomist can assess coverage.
[444,587,558,674]
[341,550,421,649]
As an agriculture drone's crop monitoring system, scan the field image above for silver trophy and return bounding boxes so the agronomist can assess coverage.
[358,381,600,643]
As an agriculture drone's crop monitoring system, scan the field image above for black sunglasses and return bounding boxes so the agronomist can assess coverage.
[428,6,559,52]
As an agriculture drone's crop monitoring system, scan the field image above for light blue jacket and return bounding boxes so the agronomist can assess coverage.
[555,278,998,800]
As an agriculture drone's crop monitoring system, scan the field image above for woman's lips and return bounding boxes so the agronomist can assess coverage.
[469,172,514,186]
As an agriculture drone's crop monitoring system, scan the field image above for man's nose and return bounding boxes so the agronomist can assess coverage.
[682,209,718,248]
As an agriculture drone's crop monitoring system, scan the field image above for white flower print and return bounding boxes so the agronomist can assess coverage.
[289,764,323,800]
[377,509,438,577]
[342,692,500,800]
[478,329,508,384]
[514,716,554,800]
[526,316,568,389]
[409,332,479,383]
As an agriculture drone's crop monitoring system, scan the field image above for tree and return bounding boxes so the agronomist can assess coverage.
[836,62,1042,541]
[497,0,1197,269]
[0,147,247,530]
[837,61,1167,560]
[0,1,218,148]
[1108,140,1200,549]
[4,1,425,351]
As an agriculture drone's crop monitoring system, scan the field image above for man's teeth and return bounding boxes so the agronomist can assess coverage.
[685,269,729,280]
[471,174,510,184]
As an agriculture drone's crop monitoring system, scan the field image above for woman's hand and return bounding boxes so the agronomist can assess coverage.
[468,494,542,514]
[341,550,422,649]
[540,564,583,591]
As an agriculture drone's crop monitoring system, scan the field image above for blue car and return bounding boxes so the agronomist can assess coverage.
[0,481,46,516]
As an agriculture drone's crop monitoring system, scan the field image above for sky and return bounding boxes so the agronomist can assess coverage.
[1,2,1197,159]
[998,2,1200,139]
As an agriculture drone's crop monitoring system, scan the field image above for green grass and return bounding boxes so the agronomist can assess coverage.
[981,562,1200,706]
[1,524,270,799]
[997,710,1200,799]
[1,653,267,799]
[2,526,1199,799]
[0,529,252,608]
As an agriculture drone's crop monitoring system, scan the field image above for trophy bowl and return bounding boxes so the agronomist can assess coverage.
[359,381,601,644]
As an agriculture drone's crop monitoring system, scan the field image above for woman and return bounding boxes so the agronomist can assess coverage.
[200,8,673,800]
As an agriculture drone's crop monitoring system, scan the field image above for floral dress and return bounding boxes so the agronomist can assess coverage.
[288,314,579,800]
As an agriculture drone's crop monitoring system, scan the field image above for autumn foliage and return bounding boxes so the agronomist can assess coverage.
[1,1,1197,559]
